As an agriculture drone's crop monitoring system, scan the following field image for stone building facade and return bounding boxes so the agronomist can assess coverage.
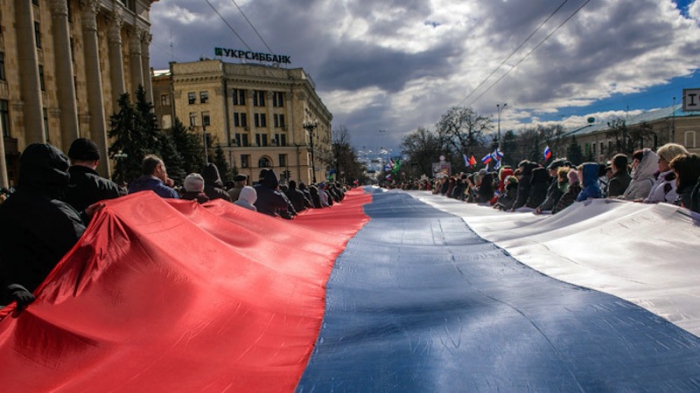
[0,0,157,187]
[154,59,333,186]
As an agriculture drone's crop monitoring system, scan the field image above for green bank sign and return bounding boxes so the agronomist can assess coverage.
[215,47,291,64]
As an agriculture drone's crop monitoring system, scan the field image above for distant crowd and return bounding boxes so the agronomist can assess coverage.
[0,139,349,311]
[386,143,700,215]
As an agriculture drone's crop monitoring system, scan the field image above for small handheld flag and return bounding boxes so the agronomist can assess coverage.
[481,153,493,165]
[463,153,470,167]
[544,146,552,161]
[469,155,477,167]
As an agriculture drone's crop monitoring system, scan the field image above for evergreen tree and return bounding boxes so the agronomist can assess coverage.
[529,132,542,164]
[500,130,518,167]
[108,93,147,186]
[567,135,584,166]
[157,132,186,184]
[170,117,205,175]
[134,85,161,155]
[213,143,233,184]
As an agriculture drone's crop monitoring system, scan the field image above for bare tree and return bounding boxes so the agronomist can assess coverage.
[400,127,445,178]
[436,107,492,156]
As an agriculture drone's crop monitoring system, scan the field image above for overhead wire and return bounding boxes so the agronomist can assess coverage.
[467,0,592,107]
[228,0,275,53]
[203,0,253,51]
[457,0,571,107]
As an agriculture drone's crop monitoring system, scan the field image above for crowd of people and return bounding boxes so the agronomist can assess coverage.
[0,140,349,311]
[389,143,700,215]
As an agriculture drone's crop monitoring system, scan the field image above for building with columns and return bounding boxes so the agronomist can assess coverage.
[153,59,333,186]
[0,0,157,188]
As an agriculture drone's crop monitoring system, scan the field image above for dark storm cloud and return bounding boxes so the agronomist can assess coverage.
[150,0,700,149]
[315,42,459,93]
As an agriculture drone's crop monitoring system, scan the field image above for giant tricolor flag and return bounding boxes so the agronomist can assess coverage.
[2,189,700,392]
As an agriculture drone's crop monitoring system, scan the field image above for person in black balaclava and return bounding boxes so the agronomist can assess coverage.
[0,144,102,309]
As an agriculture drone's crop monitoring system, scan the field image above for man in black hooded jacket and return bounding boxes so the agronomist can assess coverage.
[253,169,291,218]
[202,163,232,202]
[0,144,101,308]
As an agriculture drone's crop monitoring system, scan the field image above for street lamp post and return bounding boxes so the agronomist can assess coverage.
[302,120,319,183]
[497,103,507,146]
[672,97,676,143]
[203,125,209,165]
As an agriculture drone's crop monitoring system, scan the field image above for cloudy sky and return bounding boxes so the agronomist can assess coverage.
[149,0,700,151]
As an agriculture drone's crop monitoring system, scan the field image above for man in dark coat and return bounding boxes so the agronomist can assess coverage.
[285,180,311,213]
[0,144,100,307]
[63,138,126,213]
[202,163,232,202]
[607,153,632,198]
[253,169,291,218]
[526,167,550,208]
[536,159,567,214]
[511,161,538,210]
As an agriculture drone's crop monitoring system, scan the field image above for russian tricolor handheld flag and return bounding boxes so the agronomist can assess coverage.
[544,145,552,161]
[3,189,700,392]
[481,153,493,165]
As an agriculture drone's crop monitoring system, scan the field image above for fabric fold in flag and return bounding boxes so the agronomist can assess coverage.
[0,190,372,393]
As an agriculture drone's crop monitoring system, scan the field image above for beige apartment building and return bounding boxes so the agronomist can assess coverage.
[559,106,700,163]
[0,0,157,187]
[154,59,333,186]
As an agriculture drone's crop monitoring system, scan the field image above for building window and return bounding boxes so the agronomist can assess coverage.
[39,65,45,91]
[608,141,613,154]
[279,154,287,167]
[600,142,604,156]
[188,92,196,104]
[255,133,268,147]
[201,112,210,127]
[1,99,10,137]
[0,52,5,81]
[686,131,697,148]
[234,112,248,128]
[233,89,245,106]
[254,113,267,128]
[200,91,209,104]
[253,90,266,107]
[161,94,170,106]
[34,22,42,48]
[233,133,249,147]
[272,92,284,107]
[32,0,39,5]
[273,133,287,147]
[273,114,286,128]
[258,156,272,168]
[70,38,75,61]
[241,154,250,168]
[592,142,596,155]
[189,112,197,127]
